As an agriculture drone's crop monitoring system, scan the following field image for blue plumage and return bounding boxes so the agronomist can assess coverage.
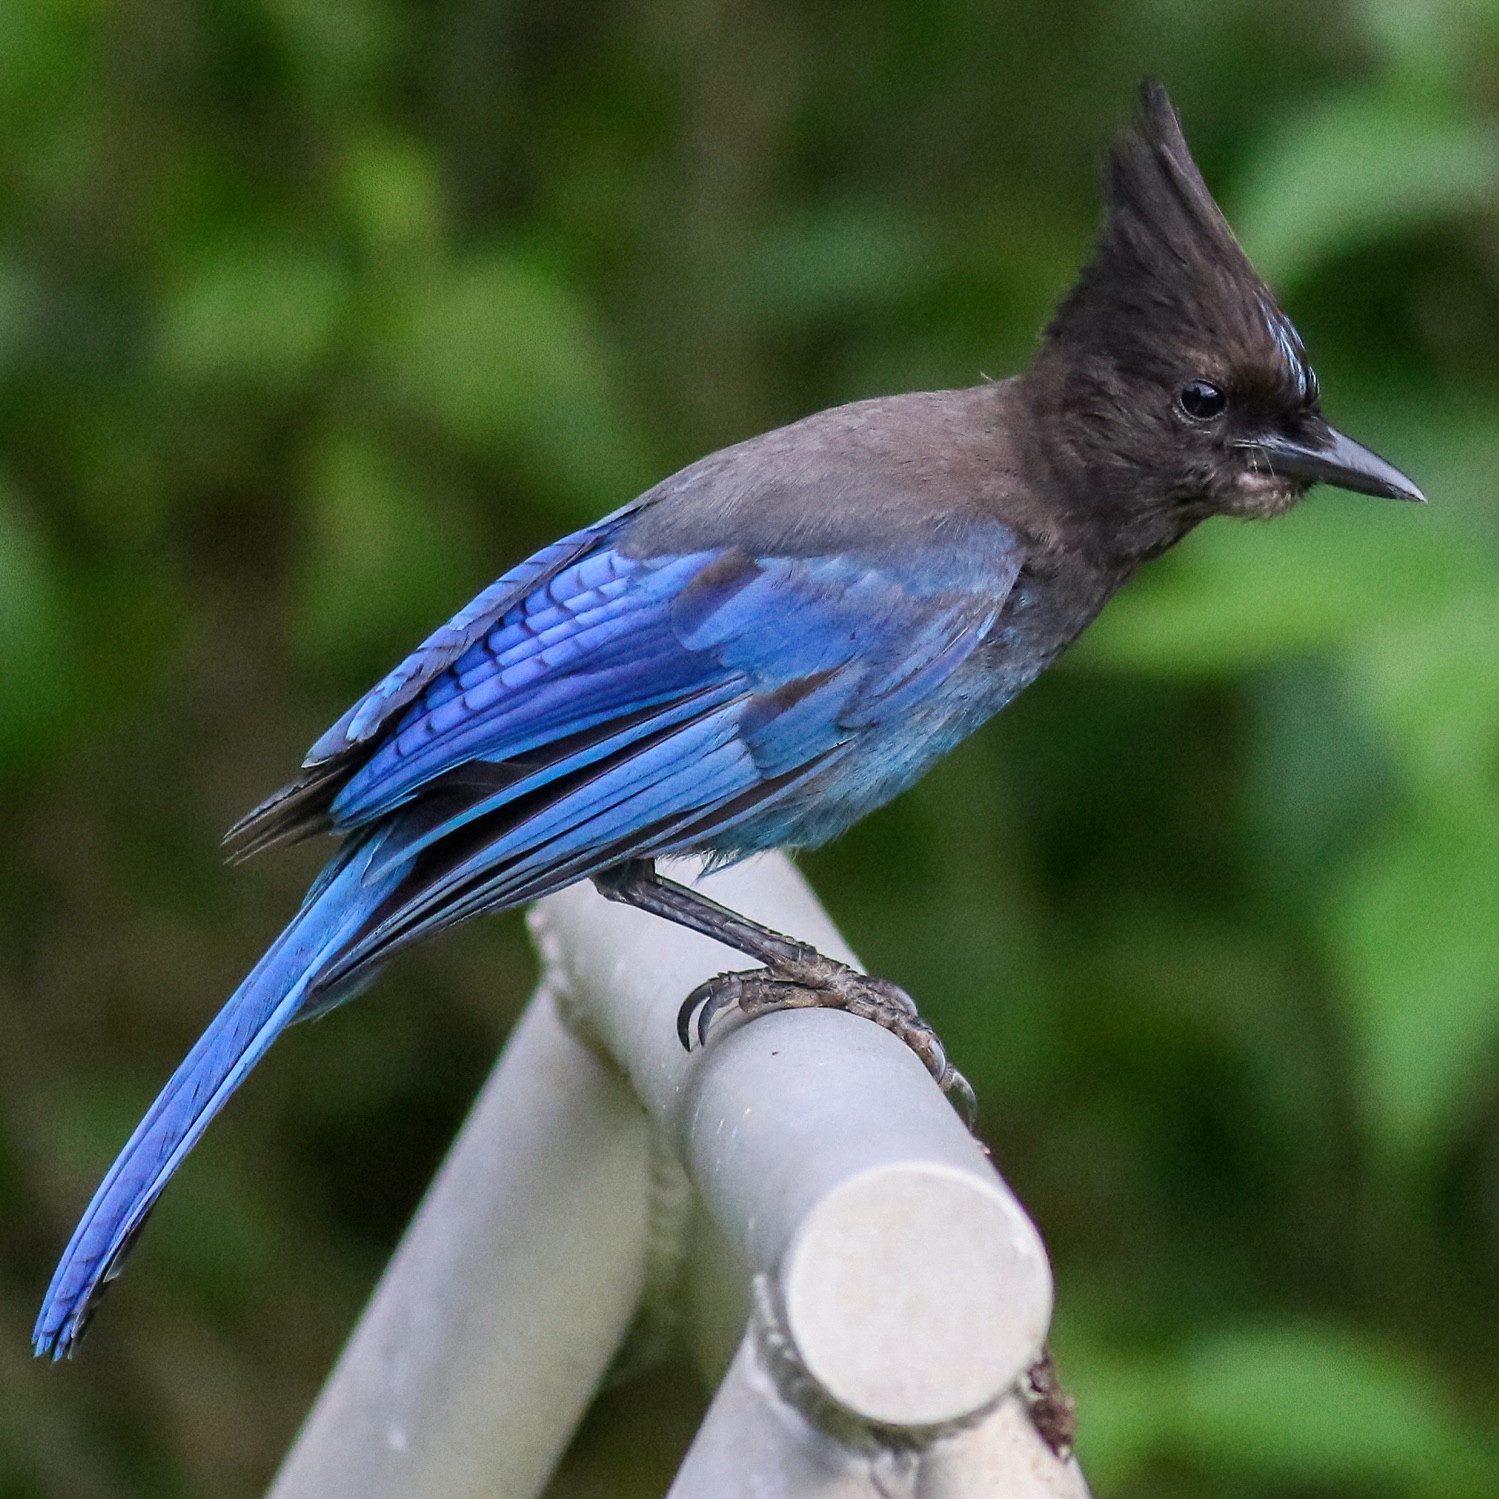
[35,478,1031,1358]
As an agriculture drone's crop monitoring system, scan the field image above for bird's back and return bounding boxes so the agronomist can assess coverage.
[624,381,1047,560]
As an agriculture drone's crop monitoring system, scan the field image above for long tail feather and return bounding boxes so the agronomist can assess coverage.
[34,833,408,1359]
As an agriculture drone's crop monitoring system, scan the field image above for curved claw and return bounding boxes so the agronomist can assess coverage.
[946,1068,979,1129]
[676,989,699,1051]
[676,970,751,1050]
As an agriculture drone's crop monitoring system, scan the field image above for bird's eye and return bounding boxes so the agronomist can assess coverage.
[1178,379,1226,421]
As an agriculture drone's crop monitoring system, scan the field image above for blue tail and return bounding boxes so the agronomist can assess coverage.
[34,833,407,1359]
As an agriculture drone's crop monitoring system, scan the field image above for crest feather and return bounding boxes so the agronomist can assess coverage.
[1043,80,1312,403]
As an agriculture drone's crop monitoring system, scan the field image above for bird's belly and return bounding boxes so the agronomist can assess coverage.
[693,646,1047,860]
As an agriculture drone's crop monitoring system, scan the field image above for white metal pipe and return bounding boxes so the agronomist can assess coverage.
[266,987,652,1499]
[668,1334,919,1499]
[918,1397,1092,1499]
[532,855,1054,1431]
[267,851,1082,1498]
[669,1341,1093,1499]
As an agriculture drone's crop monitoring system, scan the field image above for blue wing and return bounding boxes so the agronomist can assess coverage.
[38,507,1024,1356]
[226,504,648,854]
[300,514,1025,976]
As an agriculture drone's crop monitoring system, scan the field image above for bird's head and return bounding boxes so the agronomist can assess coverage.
[1026,82,1420,555]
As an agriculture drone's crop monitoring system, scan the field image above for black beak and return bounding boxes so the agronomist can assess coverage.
[1237,427,1425,503]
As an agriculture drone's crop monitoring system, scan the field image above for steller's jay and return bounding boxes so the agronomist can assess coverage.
[35,81,1422,1358]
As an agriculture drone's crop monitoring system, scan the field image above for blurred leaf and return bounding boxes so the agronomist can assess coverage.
[1076,499,1475,678]
[1353,585,1499,804]
[729,203,936,326]
[1076,1322,1496,1493]
[0,480,75,769]
[0,254,35,374]
[0,0,96,124]
[1181,1324,1496,1490]
[1332,805,1499,1150]
[157,238,349,391]
[292,427,475,681]
[376,250,651,514]
[254,0,400,98]
[1236,87,1499,286]
[1356,0,1499,83]
[149,1152,281,1319]
[339,134,443,258]
[1242,661,1395,901]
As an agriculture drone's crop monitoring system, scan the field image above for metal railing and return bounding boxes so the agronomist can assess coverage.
[267,853,1091,1498]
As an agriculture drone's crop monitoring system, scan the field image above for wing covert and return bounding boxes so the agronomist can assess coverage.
[233,509,1027,938]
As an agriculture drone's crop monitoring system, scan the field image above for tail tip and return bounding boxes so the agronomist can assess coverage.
[32,1323,70,1363]
[34,1289,91,1362]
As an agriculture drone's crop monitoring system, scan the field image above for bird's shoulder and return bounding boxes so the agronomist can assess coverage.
[622,380,1048,563]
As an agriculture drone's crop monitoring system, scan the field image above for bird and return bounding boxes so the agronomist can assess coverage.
[34,80,1422,1360]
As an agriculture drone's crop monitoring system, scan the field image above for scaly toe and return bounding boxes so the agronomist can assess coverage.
[675,958,979,1128]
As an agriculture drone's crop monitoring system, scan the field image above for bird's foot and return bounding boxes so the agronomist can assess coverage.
[678,954,977,1126]
[1021,1346,1077,1458]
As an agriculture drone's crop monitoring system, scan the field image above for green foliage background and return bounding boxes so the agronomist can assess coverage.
[0,0,1495,1494]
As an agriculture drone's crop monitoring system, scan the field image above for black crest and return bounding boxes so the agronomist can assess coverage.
[1044,81,1313,404]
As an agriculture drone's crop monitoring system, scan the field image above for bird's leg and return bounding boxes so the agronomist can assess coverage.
[592,858,818,967]
[591,860,976,1124]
